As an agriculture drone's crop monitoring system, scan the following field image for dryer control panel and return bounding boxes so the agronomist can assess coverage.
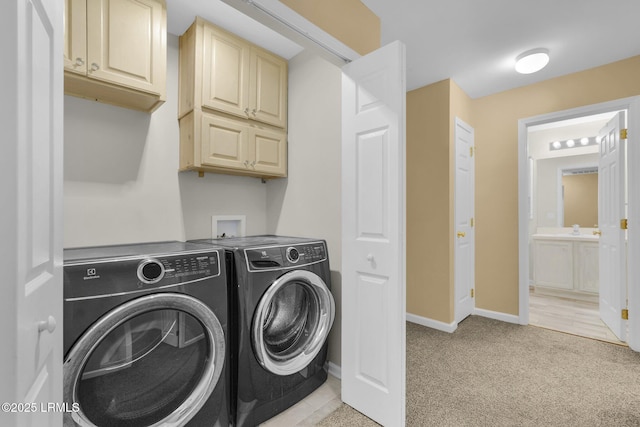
[245,242,327,271]
[63,251,221,300]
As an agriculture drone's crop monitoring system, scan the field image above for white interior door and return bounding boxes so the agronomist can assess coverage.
[342,41,406,427]
[454,118,475,324]
[598,112,626,340]
[0,0,63,425]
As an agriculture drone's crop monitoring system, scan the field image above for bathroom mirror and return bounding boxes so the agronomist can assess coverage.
[561,168,598,227]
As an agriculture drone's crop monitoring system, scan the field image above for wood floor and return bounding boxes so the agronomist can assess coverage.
[529,289,626,345]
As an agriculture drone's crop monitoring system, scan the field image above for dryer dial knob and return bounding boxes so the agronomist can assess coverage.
[137,259,165,284]
[286,247,300,263]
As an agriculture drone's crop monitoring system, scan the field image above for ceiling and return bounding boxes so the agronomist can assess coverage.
[167,0,640,99]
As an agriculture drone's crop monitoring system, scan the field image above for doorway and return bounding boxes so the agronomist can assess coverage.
[517,96,640,352]
[526,111,625,344]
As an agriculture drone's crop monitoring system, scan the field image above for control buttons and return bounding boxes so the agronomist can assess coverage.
[137,259,165,284]
[286,247,300,263]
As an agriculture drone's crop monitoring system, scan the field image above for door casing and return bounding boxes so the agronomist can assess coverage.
[518,96,640,352]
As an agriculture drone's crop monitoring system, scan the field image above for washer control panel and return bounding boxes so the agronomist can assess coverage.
[63,250,221,299]
[245,242,327,271]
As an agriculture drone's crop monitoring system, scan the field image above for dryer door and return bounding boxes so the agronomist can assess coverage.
[63,293,225,427]
[252,270,335,376]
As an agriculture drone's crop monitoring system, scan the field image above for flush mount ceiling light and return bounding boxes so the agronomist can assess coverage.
[515,48,550,74]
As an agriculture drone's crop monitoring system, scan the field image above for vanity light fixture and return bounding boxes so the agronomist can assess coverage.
[515,48,550,74]
[549,137,599,151]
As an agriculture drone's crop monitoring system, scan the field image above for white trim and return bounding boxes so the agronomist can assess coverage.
[327,361,341,380]
[220,0,360,66]
[518,96,640,349]
[473,308,520,325]
[406,312,457,333]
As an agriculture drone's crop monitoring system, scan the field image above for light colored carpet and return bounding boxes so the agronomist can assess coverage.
[317,316,640,426]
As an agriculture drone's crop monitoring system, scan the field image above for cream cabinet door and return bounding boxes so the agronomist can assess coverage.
[63,0,86,74]
[249,47,287,128]
[201,24,250,118]
[249,126,287,176]
[200,114,249,170]
[86,0,166,95]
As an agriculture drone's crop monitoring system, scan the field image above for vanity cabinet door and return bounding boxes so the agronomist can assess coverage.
[533,240,574,290]
[576,242,599,293]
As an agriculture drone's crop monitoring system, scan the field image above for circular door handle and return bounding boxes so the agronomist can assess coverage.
[90,63,100,72]
[251,108,257,116]
[75,57,84,66]
[244,108,250,116]
[38,315,57,334]
[366,254,374,262]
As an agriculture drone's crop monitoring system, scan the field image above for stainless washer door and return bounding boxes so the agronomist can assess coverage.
[63,293,225,427]
[252,270,335,376]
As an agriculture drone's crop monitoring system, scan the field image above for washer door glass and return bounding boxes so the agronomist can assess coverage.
[253,270,335,376]
[64,294,225,427]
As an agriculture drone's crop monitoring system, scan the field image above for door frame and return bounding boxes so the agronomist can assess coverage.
[517,96,640,351]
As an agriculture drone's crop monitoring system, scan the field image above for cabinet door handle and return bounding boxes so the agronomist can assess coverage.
[251,108,257,116]
[457,231,466,238]
[75,57,84,67]
[250,160,256,168]
[243,160,249,168]
[90,63,100,72]
[244,108,250,116]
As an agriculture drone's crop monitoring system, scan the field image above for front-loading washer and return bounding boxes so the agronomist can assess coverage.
[63,241,230,427]
[191,236,335,427]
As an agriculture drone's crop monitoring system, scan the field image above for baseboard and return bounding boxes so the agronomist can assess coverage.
[406,312,457,333]
[327,361,341,379]
[473,307,520,324]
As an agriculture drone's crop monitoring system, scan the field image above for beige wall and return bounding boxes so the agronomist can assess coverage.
[563,173,598,228]
[278,0,380,55]
[473,55,640,315]
[406,80,451,322]
[266,50,343,365]
[406,79,474,324]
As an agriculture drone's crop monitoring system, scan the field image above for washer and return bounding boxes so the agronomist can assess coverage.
[63,242,230,427]
[191,236,335,427]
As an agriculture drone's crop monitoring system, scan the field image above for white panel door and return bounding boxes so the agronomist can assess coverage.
[342,41,406,427]
[454,118,475,323]
[0,0,63,426]
[598,112,626,340]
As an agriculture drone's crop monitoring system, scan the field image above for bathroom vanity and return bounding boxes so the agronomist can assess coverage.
[532,233,599,300]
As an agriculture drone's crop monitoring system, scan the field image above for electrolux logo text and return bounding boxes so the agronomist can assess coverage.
[83,267,100,280]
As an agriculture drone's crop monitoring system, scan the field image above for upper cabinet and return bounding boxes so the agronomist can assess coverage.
[64,0,167,113]
[179,18,288,129]
[178,17,288,178]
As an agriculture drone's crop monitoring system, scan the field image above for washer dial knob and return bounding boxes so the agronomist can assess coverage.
[137,259,165,284]
[286,247,300,263]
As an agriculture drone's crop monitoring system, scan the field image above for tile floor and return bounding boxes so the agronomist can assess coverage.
[259,374,342,426]
[529,289,626,345]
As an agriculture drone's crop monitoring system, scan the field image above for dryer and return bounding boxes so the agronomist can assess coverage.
[191,236,335,427]
[63,242,230,427]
